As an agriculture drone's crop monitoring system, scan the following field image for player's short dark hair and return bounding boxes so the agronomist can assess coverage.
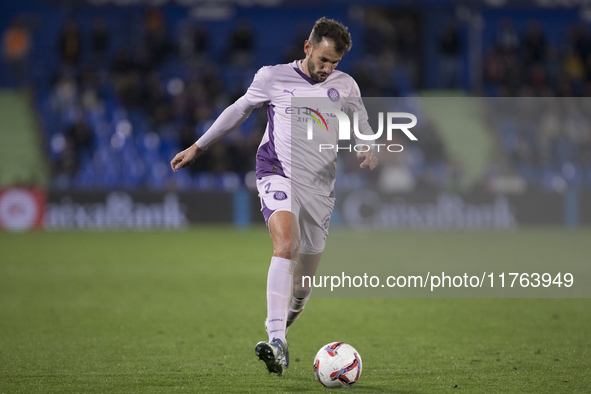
[308,17,352,54]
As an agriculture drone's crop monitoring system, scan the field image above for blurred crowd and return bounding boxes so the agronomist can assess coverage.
[5,6,448,192]
[2,6,590,192]
[483,19,591,97]
[487,97,591,191]
[36,7,267,190]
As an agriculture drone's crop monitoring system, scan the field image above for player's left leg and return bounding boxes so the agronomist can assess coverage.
[286,192,334,329]
[287,252,322,328]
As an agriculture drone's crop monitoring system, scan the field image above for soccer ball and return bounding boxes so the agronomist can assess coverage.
[313,342,362,388]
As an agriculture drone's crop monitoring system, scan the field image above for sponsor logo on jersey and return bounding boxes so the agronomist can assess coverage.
[304,107,328,131]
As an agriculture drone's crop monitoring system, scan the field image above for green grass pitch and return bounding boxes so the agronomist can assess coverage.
[1,227,590,393]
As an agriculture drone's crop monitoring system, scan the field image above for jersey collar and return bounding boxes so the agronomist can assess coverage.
[293,60,318,85]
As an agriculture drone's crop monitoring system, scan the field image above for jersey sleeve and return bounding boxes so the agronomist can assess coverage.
[342,79,375,145]
[234,66,271,113]
[195,104,251,149]
[195,66,271,150]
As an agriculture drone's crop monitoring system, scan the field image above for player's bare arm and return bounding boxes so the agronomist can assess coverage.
[170,143,205,173]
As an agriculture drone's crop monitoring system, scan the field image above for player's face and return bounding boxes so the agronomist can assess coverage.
[304,38,343,83]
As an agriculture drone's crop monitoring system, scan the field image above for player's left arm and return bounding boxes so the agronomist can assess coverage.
[344,80,378,170]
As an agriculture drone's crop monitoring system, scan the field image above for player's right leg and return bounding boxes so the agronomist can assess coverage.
[256,211,299,376]
[255,175,300,376]
[266,210,300,344]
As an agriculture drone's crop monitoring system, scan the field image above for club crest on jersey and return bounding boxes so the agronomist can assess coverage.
[274,191,288,201]
[327,88,340,102]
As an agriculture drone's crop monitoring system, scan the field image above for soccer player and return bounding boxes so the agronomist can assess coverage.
[170,17,378,376]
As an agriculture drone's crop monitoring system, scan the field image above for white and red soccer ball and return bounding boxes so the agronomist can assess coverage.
[313,342,362,388]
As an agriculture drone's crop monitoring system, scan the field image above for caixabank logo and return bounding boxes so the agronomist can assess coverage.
[304,108,418,152]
